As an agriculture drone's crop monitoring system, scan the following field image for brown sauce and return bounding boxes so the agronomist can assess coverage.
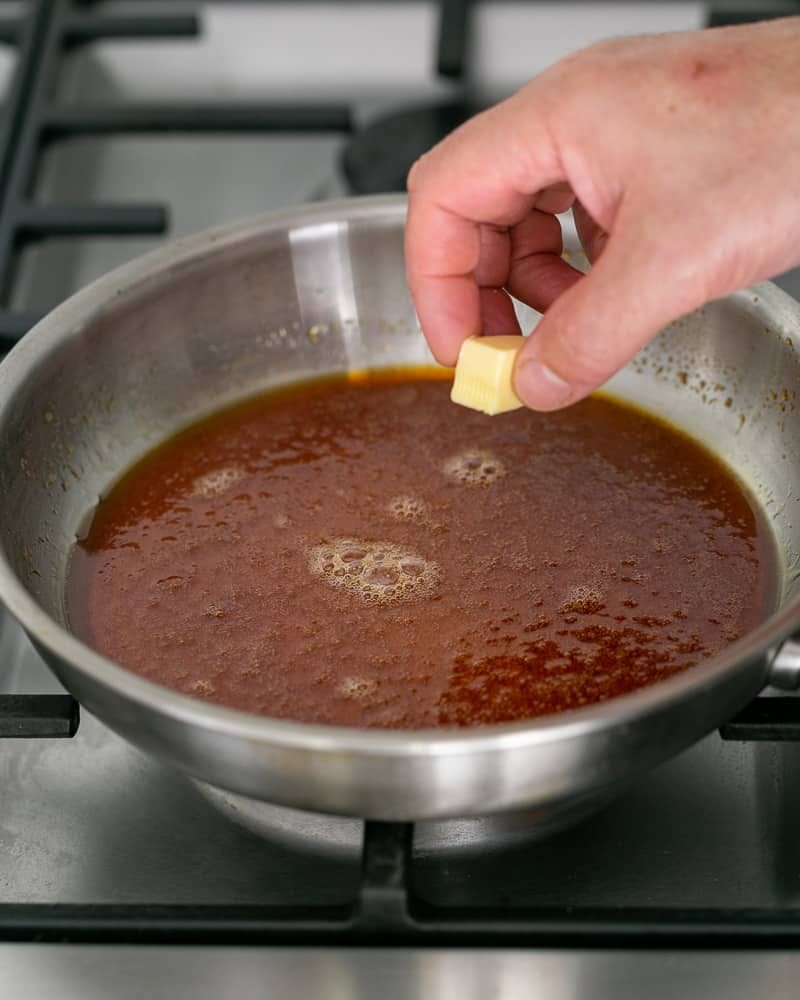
[68,370,771,729]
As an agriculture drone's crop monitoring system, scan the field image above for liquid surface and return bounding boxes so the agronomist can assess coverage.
[69,371,769,729]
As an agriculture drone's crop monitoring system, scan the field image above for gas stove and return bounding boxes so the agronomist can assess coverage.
[3,2,800,997]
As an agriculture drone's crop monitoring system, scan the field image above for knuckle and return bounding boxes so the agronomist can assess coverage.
[406,150,433,193]
[542,41,610,92]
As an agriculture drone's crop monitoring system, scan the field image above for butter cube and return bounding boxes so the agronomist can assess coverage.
[450,336,524,416]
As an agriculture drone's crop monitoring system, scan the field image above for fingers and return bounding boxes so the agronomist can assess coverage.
[405,93,563,365]
[404,203,481,365]
[534,182,576,215]
[513,223,696,411]
[573,199,609,263]
[473,224,521,334]
[480,287,522,336]
[506,209,583,312]
[472,210,583,332]
[473,224,510,288]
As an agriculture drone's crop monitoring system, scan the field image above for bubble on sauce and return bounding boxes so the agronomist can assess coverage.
[308,537,440,605]
[387,494,429,524]
[560,585,605,615]
[339,675,379,699]
[192,465,244,498]
[443,449,506,486]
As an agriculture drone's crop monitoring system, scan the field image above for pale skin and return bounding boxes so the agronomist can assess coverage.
[405,18,800,410]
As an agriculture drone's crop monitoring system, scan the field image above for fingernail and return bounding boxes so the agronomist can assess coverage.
[515,359,573,411]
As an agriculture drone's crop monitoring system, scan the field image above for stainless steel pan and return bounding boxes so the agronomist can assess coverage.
[0,194,799,824]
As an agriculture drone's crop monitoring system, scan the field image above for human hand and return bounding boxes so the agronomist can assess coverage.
[405,18,800,410]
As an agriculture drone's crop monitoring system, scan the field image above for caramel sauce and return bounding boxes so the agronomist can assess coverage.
[68,370,771,729]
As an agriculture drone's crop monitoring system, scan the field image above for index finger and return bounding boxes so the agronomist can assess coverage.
[404,94,563,365]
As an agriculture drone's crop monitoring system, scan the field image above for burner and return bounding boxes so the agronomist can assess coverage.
[341,100,482,195]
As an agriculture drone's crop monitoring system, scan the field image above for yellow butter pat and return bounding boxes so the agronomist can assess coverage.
[450,336,524,416]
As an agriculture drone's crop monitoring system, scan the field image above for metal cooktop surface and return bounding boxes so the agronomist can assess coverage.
[3,2,800,997]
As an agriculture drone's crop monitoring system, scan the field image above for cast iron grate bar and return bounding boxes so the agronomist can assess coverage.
[719,696,800,740]
[437,0,471,78]
[354,821,415,931]
[16,201,168,236]
[707,7,800,27]
[63,11,200,44]
[5,816,800,944]
[43,104,353,136]
[5,903,800,946]
[0,0,53,203]
[0,20,20,45]
[0,694,78,737]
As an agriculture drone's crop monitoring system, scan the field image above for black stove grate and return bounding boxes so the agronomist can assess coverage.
[0,0,353,348]
[0,692,77,736]
[4,818,800,945]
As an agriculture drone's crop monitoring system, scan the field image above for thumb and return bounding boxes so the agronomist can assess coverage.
[513,225,697,411]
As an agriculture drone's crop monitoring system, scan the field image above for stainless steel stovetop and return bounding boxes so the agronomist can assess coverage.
[4,3,800,997]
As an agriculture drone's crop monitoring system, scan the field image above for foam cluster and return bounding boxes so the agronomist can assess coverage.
[387,494,430,524]
[560,585,605,615]
[308,537,440,605]
[442,449,506,486]
[192,465,244,498]
[339,675,379,699]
